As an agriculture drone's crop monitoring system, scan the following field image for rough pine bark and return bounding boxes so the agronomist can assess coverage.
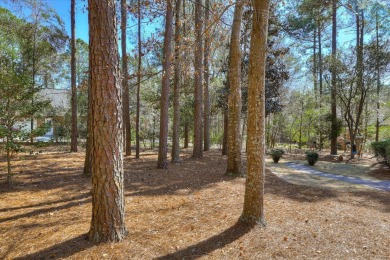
[70,0,78,152]
[226,0,244,176]
[330,0,337,155]
[171,0,182,163]
[203,0,211,151]
[121,0,131,156]
[157,0,174,169]
[241,0,270,226]
[193,0,203,158]
[88,0,126,243]
[136,0,142,159]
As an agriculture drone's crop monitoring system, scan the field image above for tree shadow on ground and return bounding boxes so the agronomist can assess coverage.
[12,234,93,260]
[264,169,339,202]
[124,150,236,197]
[0,195,91,224]
[0,192,90,213]
[265,169,390,213]
[156,221,253,260]
[0,165,88,194]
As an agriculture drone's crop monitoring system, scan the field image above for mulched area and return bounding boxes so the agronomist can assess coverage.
[0,148,389,259]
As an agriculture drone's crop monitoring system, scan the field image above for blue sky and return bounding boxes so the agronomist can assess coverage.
[45,0,161,53]
[46,0,89,43]
[0,0,89,43]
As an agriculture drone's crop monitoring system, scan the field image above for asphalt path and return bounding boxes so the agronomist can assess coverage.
[285,162,390,192]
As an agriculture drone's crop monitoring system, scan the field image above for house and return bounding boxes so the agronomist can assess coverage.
[15,88,70,141]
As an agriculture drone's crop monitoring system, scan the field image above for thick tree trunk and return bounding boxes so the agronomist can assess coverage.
[226,0,244,176]
[330,0,337,155]
[193,0,203,158]
[88,0,126,243]
[121,0,131,156]
[157,1,173,169]
[136,0,142,159]
[70,0,78,152]
[171,0,182,163]
[203,0,211,151]
[241,0,270,226]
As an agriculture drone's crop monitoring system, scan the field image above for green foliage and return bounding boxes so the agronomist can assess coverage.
[323,113,343,140]
[305,151,319,166]
[210,131,223,146]
[5,141,21,153]
[0,125,6,138]
[379,125,390,140]
[371,140,390,165]
[0,5,64,184]
[34,141,50,148]
[33,122,52,139]
[270,149,285,163]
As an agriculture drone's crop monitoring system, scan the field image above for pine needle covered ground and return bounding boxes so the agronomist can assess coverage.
[0,148,389,259]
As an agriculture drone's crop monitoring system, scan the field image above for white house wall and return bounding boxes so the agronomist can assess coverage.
[14,88,70,140]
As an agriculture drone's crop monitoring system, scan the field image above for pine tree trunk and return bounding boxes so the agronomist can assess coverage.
[193,0,203,158]
[241,0,270,226]
[157,1,173,169]
[318,19,323,102]
[121,0,131,156]
[226,0,244,176]
[203,0,211,151]
[171,0,182,163]
[375,10,380,142]
[136,0,142,159]
[330,0,337,155]
[70,0,78,152]
[88,0,126,243]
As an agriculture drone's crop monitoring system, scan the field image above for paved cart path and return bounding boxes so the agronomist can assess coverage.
[285,162,390,192]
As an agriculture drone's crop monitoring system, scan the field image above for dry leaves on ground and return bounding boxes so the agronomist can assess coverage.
[0,148,389,259]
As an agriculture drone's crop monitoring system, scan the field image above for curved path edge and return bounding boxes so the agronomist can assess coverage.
[285,162,390,192]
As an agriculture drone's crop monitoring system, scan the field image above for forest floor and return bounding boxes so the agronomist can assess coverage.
[0,147,389,259]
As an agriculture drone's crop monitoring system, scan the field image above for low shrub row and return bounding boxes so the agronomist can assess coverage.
[270,149,319,166]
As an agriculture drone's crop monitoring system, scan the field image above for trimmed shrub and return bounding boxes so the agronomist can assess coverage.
[270,149,285,163]
[306,151,319,166]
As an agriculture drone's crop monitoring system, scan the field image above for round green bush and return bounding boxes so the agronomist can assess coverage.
[306,151,319,166]
[270,149,285,163]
